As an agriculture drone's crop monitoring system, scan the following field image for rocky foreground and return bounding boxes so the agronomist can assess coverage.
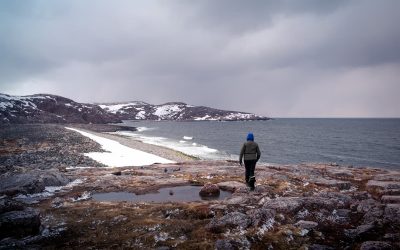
[1,125,400,249]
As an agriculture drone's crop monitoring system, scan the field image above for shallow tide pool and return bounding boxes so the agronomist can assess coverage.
[92,185,232,203]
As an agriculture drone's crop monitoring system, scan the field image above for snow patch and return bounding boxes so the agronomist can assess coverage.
[153,104,182,118]
[0,102,13,110]
[13,178,85,204]
[71,191,92,202]
[135,110,146,119]
[99,102,148,114]
[65,127,174,167]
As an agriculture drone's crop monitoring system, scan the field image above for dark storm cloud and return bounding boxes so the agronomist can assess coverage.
[171,0,350,33]
[0,0,399,117]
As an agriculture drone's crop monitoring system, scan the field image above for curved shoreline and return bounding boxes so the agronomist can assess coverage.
[71,126,198,163]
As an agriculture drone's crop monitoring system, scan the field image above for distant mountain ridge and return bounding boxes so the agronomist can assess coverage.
[0,93,269,124]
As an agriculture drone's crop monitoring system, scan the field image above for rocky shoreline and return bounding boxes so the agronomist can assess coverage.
[1,124,399,249]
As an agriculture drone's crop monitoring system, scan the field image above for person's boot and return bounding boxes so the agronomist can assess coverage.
[249,176,256,191]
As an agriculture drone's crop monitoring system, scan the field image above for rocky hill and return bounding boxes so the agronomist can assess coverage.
[98,101,269,121]
[0,93,269,124]
[0,94,120,124]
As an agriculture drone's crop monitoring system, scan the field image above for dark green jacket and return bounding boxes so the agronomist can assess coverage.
[239,141,261,162]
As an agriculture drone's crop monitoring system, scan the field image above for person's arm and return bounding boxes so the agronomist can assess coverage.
[239,143,245,165]
[256,145,261,162]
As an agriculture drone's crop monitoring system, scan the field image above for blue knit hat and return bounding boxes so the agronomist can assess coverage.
[247,133,254,141]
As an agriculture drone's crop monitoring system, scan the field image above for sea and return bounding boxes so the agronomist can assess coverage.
[117,119,400,170]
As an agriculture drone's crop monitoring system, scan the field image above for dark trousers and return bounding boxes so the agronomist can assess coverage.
[244,160,257,189]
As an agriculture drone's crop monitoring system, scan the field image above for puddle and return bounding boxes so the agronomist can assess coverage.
[92,185,232,203]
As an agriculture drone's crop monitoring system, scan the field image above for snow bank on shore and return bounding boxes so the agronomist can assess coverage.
[65,127,175,167]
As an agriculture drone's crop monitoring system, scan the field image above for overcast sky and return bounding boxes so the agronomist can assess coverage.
[1,0,399,117]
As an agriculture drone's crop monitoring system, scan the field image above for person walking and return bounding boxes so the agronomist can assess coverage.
[239,133,261,191]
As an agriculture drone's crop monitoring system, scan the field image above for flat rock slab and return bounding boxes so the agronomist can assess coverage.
[295,220,318,229]
[366,180,400,191]
[373,173,400,182]
[263,197,303,213]
[310,178,351,190]
[381,195,400,204]
[360,241,392,250]
[223,196,250,205]
[207,212,251,233]
[326,169,354,180]
[377,189,400,196]
[217,181,246,192]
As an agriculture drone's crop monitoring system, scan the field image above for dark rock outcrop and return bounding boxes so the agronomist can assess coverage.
[0,198,24,214]
[359,241,392,250]
[0,208,41,238]
[0,169,70,195]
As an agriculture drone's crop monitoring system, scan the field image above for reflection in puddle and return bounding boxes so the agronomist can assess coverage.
[92,185,232,202]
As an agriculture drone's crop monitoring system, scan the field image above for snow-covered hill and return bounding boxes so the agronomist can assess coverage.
[98,101,269,121]
[0,94,120,124]
[0,93,269,124]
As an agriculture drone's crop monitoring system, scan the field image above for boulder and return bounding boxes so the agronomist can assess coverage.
[362,206,384,225]
[0,208,41,238]
[215,239,234,250]
[352,191,371,201]
[359,241,392,250]
[199,183,220,197]
[217,181,246,192]
[215,238,250,250]
[336,209,351,218]
[357,199,380,213]
[0,198,24,214]
[112,171,122,176]
[207,212,251,233]
[345,224,376,239]
[383,204,400,225]
[247,208,275,227]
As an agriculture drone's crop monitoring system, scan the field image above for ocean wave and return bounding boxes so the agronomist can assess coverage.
[136,126,154,132]
[114,131,228,160]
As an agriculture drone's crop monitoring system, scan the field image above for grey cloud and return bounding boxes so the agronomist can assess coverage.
[0,0,399,117]
[171,0,350,34]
